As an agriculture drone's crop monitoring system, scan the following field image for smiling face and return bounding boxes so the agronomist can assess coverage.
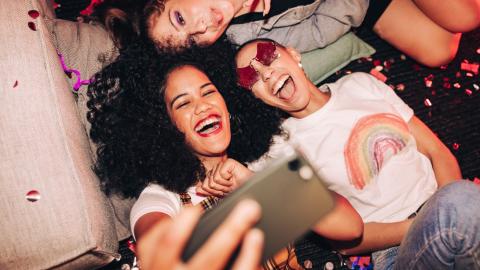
[164,65,231,158]
[147,0,235,49]
[235,41,313,115]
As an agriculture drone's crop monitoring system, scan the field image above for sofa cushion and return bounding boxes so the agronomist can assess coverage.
[301,32,375,85]
[0,0,119,268]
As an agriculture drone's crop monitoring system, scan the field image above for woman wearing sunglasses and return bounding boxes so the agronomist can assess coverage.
[229,39,480,269]
[87,38,363,269]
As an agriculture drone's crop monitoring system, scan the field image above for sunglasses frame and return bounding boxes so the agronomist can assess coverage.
[237,41,279,90]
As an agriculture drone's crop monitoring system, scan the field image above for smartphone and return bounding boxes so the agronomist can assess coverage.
[181,151,335,264]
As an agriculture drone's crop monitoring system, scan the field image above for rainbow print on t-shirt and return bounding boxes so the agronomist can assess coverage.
[344,113,411,189]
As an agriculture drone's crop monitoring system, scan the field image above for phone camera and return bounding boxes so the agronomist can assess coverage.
[288,159,300,171]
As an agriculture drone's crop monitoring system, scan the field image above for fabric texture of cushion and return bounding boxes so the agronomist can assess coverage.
[301,32,375,85]
[0,0,120,269]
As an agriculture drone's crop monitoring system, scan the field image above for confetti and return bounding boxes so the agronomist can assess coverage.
[396,84,405,91]
[440,65,448,70]
[424,98,432,107]
[460,62,479,75]
[303,260,313,269]
[127,240,136,254]
[455,72,462,78]
[477,48,480,54]
[474,178,480,185]
[465,89,473,96]
[369,68,387,82]
[474,84,479,91]
[424,74,434,88]
[452,143,460,150]
[28,10,40,19]
[26,190,40,202]
[373,60,381,67]
[28,22,36,31]
[400,54,407,60]
[443,82,451,89]
[375,65,384,71]
[13,80,18,88]
[453,83,461,89]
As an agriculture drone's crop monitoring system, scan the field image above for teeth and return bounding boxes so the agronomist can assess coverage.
[195,116,221,132]
[273,75,290,96]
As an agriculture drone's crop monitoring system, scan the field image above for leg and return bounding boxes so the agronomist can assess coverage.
[394,181,480,270]
[414,0,480,33]
[373,0,461,67]
[372,246,399,270]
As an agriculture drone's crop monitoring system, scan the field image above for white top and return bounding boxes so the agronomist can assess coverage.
[250,73,437,223]
[130,185,207,238]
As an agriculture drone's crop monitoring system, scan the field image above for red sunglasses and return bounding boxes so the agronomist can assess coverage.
[236,41,279,90]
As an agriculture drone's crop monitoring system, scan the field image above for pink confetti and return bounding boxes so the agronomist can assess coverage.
[443,82,451,89]
[13,80,18,88]
[473,178,480,185]
[465,89,473,96]
[424,98,432,107]
[460,62,479,75]
[440,65,448,70]
[473,84,479,90]
[466,72,474,77]
[26,190,40,202]
[424,74,434,88]
[28,22,36,31]
[452,143,460,150]
[453,83,461,89]
[375,65,384,71]
[28,10,40,19]
[477,48,480,54]
[373,60,381,67]
[455,72,462,78]
[369,68,387,82]
[396,84,405,91]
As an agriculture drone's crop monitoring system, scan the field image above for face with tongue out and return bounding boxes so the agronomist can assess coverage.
[235,41,312,114]
[164,65,231,158]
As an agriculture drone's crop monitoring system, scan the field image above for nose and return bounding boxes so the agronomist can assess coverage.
[251,60,273,82]
[194,99,212,115]
[187,11,208,34]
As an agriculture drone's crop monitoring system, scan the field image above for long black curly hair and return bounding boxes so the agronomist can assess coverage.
[87,37,286,198]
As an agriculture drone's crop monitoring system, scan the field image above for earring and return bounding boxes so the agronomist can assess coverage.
[298,62,303,69]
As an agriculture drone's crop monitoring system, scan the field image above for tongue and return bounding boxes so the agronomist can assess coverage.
[279,79,295,100]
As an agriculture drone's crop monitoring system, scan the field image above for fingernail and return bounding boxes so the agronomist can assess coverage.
[236,199,261,218]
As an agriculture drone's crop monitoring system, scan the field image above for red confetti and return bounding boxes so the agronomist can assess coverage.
[460,62,479,75]
[28,22,36,31]
[13,80,18,88]
[473,178,480,185]
[127,240,136,254]
[452,143,460,150]
[26,190,41,202]
[369,68,387,82]
[28,10,40,19]
[466,72,474,77]
[373,60,381,67]
[424,74,434,88]
[477,48,480,54]
[424,98,432,107]
[465,89,473,96]
[443,82,451,89]
[455,71,462,78]
[440,65,448,70]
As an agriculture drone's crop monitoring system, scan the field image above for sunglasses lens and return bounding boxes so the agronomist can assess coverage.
[256,42,277,65]
[237,66,259,90]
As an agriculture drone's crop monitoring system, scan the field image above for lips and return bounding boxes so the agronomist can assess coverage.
[272,75,296,100]
[194,114,223,137]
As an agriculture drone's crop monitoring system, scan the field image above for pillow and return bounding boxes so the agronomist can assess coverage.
[301,32,375,85]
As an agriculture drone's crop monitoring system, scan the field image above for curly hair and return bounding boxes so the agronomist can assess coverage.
[87,37,286,198]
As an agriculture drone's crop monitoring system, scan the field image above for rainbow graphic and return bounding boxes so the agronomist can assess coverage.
[344,113,411,189]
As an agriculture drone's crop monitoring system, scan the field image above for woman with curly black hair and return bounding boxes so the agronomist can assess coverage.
[87,37,287,238]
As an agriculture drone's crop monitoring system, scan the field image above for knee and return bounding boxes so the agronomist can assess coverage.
[415,39,459,67]
[434,181,480,210]
[443,0,480,32]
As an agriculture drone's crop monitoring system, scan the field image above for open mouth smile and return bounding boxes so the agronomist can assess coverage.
[194,114,223,137]
[272,75,295,100]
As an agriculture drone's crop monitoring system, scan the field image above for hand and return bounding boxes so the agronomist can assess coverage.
[137,199,264,270]
[196,158,253,196]
[243,0,271,16]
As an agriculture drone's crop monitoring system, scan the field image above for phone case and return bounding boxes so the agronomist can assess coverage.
[181,152,335,264]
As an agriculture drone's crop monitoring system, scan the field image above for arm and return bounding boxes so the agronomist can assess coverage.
[231,0,368,52]
[408,116,461,187]
[311,192,363,241]
[334,219,413,255]
[134,212,170,241]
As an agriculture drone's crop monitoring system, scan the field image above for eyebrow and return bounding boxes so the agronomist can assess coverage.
[169,82,214,108]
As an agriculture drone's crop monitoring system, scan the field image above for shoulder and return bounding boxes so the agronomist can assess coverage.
[323,72,392,98]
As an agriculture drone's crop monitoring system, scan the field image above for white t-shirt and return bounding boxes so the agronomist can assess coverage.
[250,73,437,223]
[130,185,207,238]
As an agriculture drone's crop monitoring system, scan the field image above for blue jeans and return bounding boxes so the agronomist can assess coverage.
[373,181,480,270]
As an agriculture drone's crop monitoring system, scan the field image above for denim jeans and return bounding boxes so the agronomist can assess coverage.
[373,181,480,270]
